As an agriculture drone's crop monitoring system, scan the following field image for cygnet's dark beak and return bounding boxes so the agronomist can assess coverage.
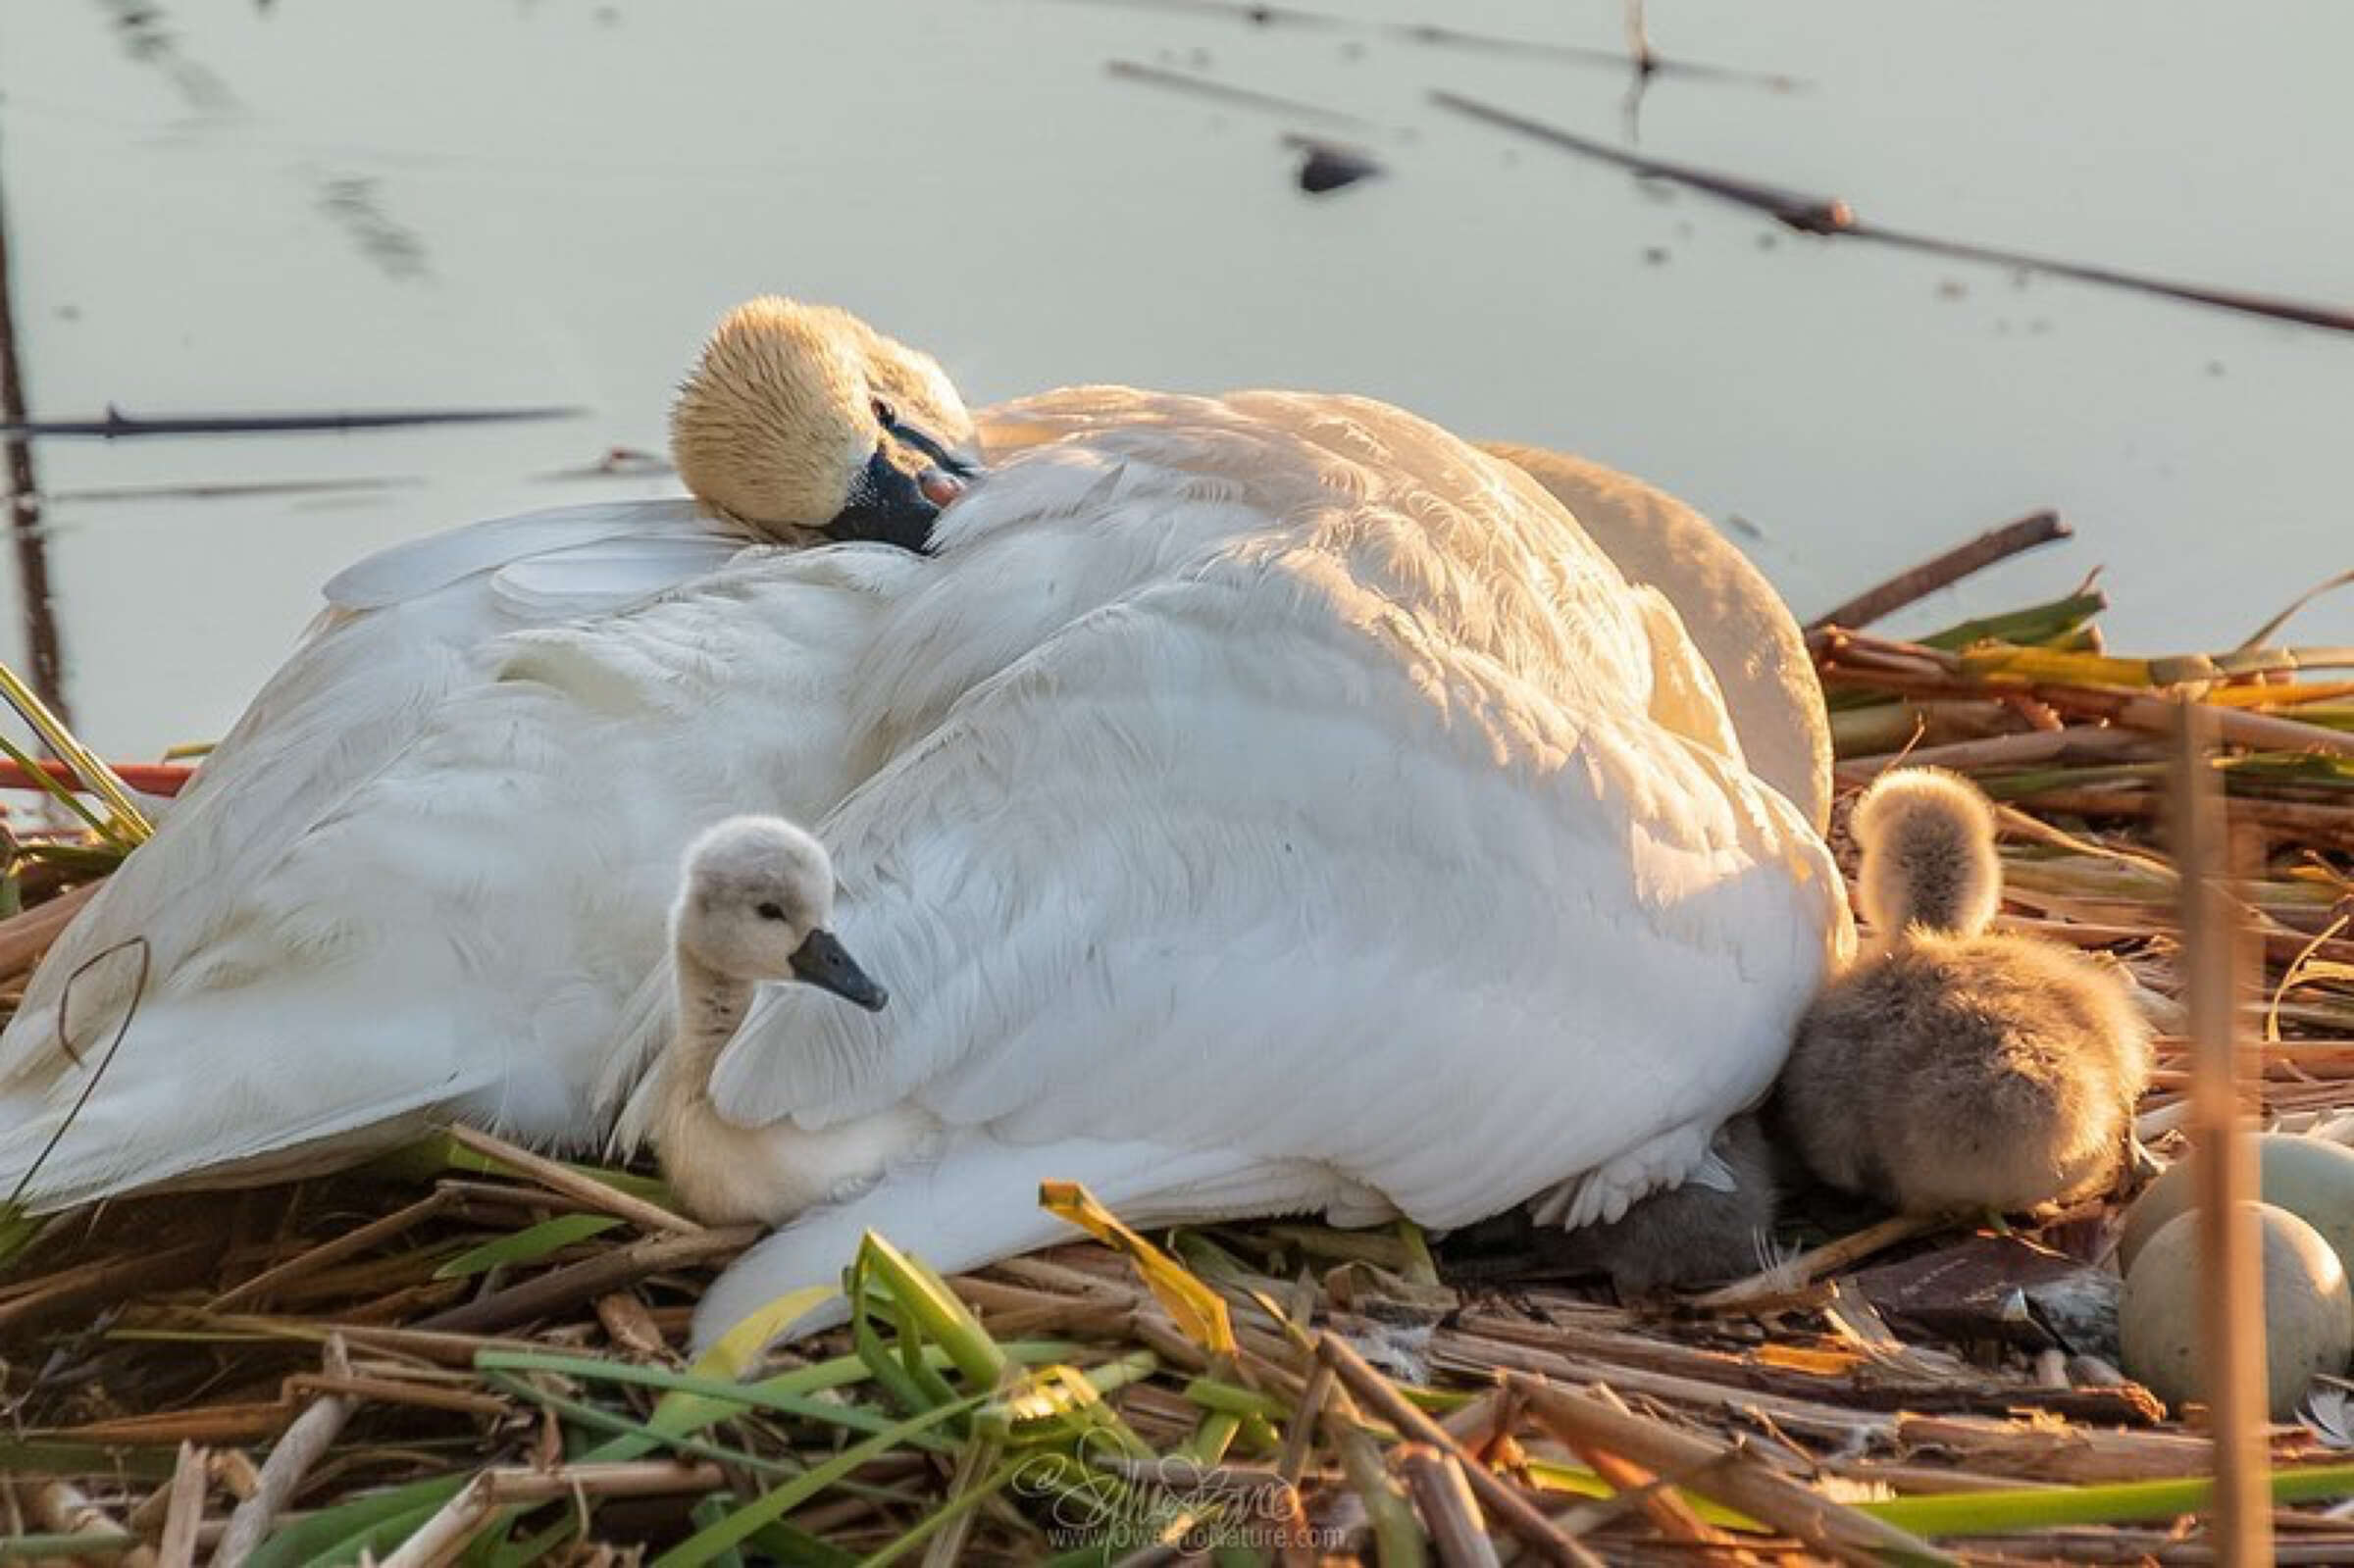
[788,928,889,1012]
[826,424,981,555]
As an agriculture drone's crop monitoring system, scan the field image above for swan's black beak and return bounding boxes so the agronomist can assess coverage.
[789,928,889,1012]
[827,428,980,555]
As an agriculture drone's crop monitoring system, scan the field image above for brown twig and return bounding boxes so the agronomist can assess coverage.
[23,1480,156,1568]
[414,1224,757,1335]
[1106,59,1373,127]
[442,1123,701,1236]
[1504,1374,1956,1566]
[1688,1213,1940,1311]
[0,881,101,981]
[209,1337,357,1566]
[1395,1444,1503,1568]
[205,1189,458,1311]
[1433,89,2354,335]
[155,1442,209,1568]
[1807,512,2070,632]
[376,1471,498,1568]
[1430,91,1850,233]
[0,405,581,439]
[1318,1334,1602,1567]
[1571,1387,1747,1562]
[0,127,67,712]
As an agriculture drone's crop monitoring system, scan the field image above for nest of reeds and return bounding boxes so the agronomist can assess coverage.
[1,524,2350,1565]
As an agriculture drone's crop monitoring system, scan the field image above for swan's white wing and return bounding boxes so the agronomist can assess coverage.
[1481,444,1832,832]
[694,575,1844,1336]
[1627,582,1746,769]
[0,547,909,1207]
[0,500,741,1088]
[716,567,1842,1211]
[696,392,1848,1322]
[322,500,736,609]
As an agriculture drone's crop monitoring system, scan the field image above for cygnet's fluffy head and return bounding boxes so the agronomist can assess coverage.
[673,816,886,1011]
[669,297,978,551]
[1851,767,2002,939]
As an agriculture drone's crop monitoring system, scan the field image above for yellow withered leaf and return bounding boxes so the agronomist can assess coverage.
[1040,1180,1236,1356]
[693,1284,838,1381]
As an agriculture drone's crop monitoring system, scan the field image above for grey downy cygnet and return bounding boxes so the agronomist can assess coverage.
[1776,768,2153,1216]
[1556,1111,1781,1294]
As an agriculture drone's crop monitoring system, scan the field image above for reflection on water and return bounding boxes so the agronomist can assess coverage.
[1,0,2349,756]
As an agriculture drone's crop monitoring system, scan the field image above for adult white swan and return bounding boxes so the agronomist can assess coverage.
[0,311,1844,1268]
[655,386,1850,1342]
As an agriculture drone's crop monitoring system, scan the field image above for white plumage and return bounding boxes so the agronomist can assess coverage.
[0,377,1848,1356]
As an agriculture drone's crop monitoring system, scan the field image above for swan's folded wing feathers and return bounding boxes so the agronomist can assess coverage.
[709,535,1843,1229]
[0,551,899,1203]
[1,500,755,1088]
[323,500,723,609]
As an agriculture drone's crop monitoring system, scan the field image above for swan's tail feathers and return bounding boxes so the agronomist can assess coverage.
[1526,1115,1726,1232]
[1851,767,2003,940]
[0,985,503,1211]
[690,1136,1365,1354]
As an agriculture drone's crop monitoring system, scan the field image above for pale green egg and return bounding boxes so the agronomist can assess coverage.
[2121,1134,2354,1277]
[2120,1204,2353,1421]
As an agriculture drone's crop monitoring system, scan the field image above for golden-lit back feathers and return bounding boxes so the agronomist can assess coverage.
[1852,766,2001,938]
[668,297,974,537]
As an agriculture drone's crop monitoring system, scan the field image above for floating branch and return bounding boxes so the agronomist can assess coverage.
[1053,0,1801,88]
[1106,58,1375,127]
[0,123,67,713]
[0,405,585,440]
[1432,90,1852,232]
[40,476,420,505]
[1433,90,2354,334]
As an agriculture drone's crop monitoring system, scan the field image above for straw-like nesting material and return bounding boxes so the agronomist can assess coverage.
[2,536,2351,1565]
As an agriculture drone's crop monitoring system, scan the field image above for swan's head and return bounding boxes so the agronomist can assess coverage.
[673,816,887,1011]
[670,297,979,552]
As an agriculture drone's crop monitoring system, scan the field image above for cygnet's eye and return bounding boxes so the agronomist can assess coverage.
[755,901,789,923]
[871,397,899,431]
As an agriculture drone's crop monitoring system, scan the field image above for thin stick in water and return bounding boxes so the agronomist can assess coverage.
[1431,91,2354,335]
[0,124,66,713]
[0,404,582,439]
[1106,59,1374,128]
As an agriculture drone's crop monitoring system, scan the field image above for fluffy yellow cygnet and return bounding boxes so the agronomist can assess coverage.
[1777,768,2153,1215]
[670,296,979,551]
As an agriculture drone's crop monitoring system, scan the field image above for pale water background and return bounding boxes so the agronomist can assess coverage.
[1,0,2348,757]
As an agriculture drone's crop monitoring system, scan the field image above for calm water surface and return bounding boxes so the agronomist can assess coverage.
[2,0,2348,756]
